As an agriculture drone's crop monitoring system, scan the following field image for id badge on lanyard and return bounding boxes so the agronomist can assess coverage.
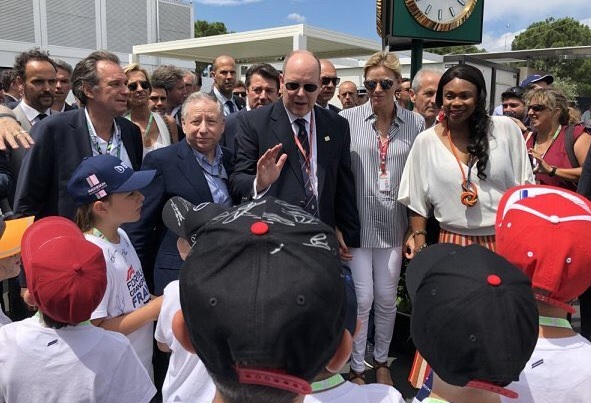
[378,137,390,192]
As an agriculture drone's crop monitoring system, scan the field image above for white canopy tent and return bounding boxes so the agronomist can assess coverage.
[132,24,382,64]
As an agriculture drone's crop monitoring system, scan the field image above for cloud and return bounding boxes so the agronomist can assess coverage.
[196,0,262,5]
[480,28,525,53]
[286,13,306,23]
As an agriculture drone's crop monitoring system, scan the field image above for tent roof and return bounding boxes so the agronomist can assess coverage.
[133,24,381,64]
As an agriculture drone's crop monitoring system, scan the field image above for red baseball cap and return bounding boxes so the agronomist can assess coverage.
[496,185,591,313]
[21,217,107,324]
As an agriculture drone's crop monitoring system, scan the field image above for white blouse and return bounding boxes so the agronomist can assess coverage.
[398,116,534,236]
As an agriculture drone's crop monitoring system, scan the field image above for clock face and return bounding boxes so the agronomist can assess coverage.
[405,0,478,32]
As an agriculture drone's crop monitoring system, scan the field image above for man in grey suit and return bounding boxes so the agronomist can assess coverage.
[6,49,57,206]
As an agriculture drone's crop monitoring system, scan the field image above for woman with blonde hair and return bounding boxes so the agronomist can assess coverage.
[124,63,176,157]
[525,88,591,191]
[340,51,425,386]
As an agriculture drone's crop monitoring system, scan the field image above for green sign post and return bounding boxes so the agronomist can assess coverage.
[378,0,485,79]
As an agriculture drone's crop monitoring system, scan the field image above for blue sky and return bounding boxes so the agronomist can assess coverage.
[193,0,591,53]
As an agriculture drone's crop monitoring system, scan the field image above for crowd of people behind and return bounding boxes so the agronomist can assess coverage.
[0,46,590,403]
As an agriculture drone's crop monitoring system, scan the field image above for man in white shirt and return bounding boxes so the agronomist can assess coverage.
[209,55,245,116]
[6,49,57,205]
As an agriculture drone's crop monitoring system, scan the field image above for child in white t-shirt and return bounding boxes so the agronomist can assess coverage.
[0,216,155,403]
[67,155,162,377]
[0,216,34,327]
[496,185,591,403]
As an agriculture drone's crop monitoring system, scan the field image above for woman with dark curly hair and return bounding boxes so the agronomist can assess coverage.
[398,64,534,256]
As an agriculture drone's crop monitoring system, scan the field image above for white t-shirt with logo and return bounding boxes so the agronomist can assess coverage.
[88,228,154,377]
[0,315,155,403]
[304,379,405,403]
[501,334,591,403]
[154,280,216,403]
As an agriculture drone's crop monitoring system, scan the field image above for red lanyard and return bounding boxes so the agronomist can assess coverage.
[294,113,315,172]
[378,136,389,173]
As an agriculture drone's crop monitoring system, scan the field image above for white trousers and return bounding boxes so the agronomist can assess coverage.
[349,247,402,373]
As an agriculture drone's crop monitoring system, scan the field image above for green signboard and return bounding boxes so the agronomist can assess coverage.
[382,0,484,51]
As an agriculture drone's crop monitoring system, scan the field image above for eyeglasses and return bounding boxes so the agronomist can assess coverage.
[285,82,319,92]
[363,79,395,91]
[528,104,547,112]
[233,91,246,98]
[128,80,150,91]
[321,77,340,86]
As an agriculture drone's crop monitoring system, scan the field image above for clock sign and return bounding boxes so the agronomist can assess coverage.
[404,0,478,32]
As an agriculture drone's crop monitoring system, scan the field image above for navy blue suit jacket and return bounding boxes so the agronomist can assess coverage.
[229,101,360,247]
[126,140,234,294]
[13,108,143,220]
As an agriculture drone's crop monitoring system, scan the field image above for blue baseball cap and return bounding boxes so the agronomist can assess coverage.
[67,155,155,206]
[520,74,554,88]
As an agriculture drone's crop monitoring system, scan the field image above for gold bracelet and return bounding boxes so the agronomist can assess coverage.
[411,230,428,239]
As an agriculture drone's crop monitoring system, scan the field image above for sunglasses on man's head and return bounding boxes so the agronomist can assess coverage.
[528,104,547,112]
[128,80,150,91]
[321,76,340,86]
[364,79,395,91]
[285,82,319,92]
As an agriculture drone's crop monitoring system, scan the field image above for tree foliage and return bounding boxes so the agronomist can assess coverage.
[429,44,486,55]
[512,17,591,96]
[194,20,231,38]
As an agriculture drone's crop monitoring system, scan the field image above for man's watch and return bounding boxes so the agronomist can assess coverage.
[549,166,558,177]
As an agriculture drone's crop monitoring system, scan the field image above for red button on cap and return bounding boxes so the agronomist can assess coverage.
[487,274,501,286]
[251,221,269,235]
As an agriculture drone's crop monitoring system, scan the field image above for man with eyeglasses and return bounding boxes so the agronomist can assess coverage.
[230,50,360,257]
[396,78,411,109]
[221,63,280,152]
[316,59,341,113]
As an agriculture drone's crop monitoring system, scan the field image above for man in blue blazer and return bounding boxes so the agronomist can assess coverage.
[127,92,234,294]
[13,51,143,221]
[230,50,360,255]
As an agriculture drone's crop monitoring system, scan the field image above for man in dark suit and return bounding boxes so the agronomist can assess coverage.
[1,70,20,109]
[13,51,143,221]
[230,50,360,256]
[220,63,280,153]
[152,65,187,140]
[209,55,245,116]
[127,92,233,295]
[316,59,342,114]
[52,59,76,112]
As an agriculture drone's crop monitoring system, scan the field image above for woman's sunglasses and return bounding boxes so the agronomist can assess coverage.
[527,104,547,112]
[128,80,150,91]
[284,82,319,92]
[363,79,395,91]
